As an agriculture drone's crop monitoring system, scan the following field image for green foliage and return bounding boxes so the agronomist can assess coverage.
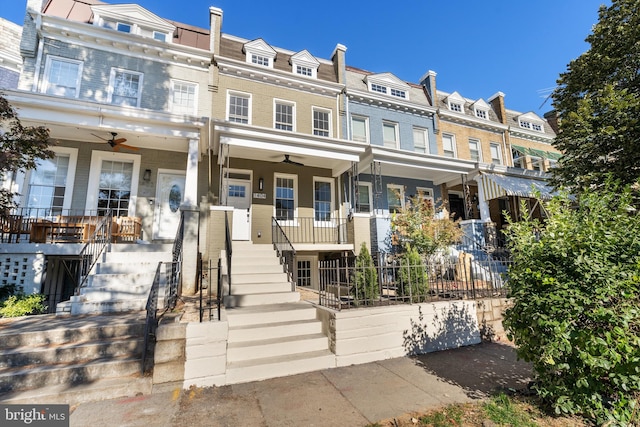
[419,404,464,426]
[391,193,461,257]
[551,0,640,192]
[0,94,52,212]
[482,394,537,427]
[0,294,47,317]
[503,182,640,424]
[397,244,429,302]
[351,242,379,305]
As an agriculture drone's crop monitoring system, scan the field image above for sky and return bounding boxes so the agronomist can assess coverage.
[2,0,609,114]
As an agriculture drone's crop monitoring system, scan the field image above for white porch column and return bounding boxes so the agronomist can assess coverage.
[474,175,492,222]
[180,137,200,295]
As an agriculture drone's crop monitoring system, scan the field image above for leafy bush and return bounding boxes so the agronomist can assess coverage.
[503,182,640,425]
[398,244,429,302]
[0,294,47,317]
[351,242,379,305]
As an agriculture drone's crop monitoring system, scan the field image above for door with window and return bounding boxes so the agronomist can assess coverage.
[154,171,186,240]
[224,177,251,241]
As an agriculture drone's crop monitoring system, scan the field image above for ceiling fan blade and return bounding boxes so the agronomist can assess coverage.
[117,143,139,151]
[283,154,304,166]
[113,138,127,144]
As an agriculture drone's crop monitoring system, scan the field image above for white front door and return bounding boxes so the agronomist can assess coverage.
[226,178,251,241]
[154,171,186,240]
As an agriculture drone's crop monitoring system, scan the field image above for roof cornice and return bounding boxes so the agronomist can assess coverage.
[346,88,436,116]
[438,109,508,132]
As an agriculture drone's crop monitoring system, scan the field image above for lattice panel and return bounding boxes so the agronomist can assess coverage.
[0,254,44,294]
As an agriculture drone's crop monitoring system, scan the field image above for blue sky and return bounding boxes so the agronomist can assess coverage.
[3,0,608,114]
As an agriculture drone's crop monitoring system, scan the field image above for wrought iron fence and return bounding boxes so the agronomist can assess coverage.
[318,251,510,310]
[272,217,296,291]
[199,256,222,322]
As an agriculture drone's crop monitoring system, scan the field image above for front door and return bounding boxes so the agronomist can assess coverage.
[154,171,186,240]
[226,178,251,241]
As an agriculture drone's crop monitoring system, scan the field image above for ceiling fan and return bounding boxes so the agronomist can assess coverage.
[280,154,304,166]
[92,132,139,151]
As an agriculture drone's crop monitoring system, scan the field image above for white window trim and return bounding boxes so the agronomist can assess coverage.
[17,146,79,211]
[226,90,252,124]
[170,79,198,116]
[382,121,399,149]
[117,22,132,33]
[416,186,435,209]
[386,183,405,214]
[442,133,457,158]
[355,182,373,215]
[273,99,296,132]
[153,31,167,42]
[474,107,488,119]
[85,151,141,216]
[468,138,482,162]
[351,115,369,143]
[412,127,429,154]
[312,107,332,137]
[489,142,503,165]
[108,68,144,107]
[448,101,463,112]
[41,55,83,98]
[273,172,298,226]
[313,176,334,226]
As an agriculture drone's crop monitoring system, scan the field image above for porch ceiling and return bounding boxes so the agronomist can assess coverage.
[214,123,367,177]
[359,147,477,185]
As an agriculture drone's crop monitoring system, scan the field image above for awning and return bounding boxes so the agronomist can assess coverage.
[511,144,562,160]
[480,173,556,200]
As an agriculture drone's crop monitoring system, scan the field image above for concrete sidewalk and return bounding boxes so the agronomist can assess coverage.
[70,343,532,427]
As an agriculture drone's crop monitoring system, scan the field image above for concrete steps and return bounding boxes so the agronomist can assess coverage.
[0,313,150,405]
[57,243,172,315]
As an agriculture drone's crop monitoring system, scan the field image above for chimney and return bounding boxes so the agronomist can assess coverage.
[209,6,223,55]
[331,43,347,84]
[419,70,437,105]
[488,92,506,124]
[20,0,45,58]
[543,110,560,134]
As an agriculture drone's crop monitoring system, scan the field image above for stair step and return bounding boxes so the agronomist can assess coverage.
[0,356,143,393]
[225,350,335,384]
[109,243,172,252]
[232,264,286,275]
[103,252,171,264]
[86,273,156,288]
[96,262,160,274]
[227,282,291,295]
[223,291,300,308]
[0,376,152,406]
[64,299,148,315]
[228,318,322,343]
[225,302,317,327]
[227,333,328,362]
[232,273,288,284]
[231,256,281,267]
[0,338,144,368]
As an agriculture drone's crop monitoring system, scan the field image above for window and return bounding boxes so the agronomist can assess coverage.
[416,187,434,209]
[275,174,296,221]
[356,183,372,213]
[274,101,294,131]
[153,31,166,42]
[297,260,312,287]
[296,65,313,76]
[382,122,398,148]
[532,123,543,132]
[519,120,531,129]
[371,83,387,94]
[43,57,82,98]
[489,143,502,165]
[531,157,543,171]
[170,80,197,115]
[352,116,369,142]
[386,184,404,213]
[244,39,276,68]
[25,153,72,215]
[227,92,250,124]
[475,109,487,119]
[449,102,462,112]
[314,178,333,222]
[390,88,406,99]
[413,127,428,154]
[97,160,134,217]
[442,133,456,158]
[313,108,330,137]
[512,148,525,168]
[109,69,143,107]
[117,22,131,33]
[468,138,481,162]
[252,54,270,66]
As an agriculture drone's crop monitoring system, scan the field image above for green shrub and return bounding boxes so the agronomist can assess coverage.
[351,242,379,305]
[503,182,640,425]
[398,244,429,302]
[0,294,47,317]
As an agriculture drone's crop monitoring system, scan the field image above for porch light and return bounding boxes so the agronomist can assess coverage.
[258,177,264,191]
[143,169,151,181]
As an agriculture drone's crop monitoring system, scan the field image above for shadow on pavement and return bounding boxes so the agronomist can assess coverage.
[412,342,533,399]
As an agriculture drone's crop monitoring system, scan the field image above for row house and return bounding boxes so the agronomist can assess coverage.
[1,0,561,310]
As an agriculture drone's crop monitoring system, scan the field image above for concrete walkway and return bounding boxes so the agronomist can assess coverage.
[70,343,532,427]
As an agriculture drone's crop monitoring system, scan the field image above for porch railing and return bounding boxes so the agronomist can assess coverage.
[77,210,113,291]
[318,252,510,310]
[224,211,232,296]
[199,256,222,322]
[275,217,348,244]
[272,217,296,291]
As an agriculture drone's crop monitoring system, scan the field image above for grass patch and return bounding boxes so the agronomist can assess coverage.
[483,393,538,426]
[419,404,464,426]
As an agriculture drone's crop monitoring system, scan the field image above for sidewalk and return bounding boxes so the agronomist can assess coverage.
[70,343,532,427]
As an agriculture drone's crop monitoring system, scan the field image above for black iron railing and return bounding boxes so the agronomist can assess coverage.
[199,256,222,322]
[224,211,232,296]
[318,252,510,310]
[274,217,348,244]
[272,217,296,291]
[142,261,163,373]
[76,211,113,291]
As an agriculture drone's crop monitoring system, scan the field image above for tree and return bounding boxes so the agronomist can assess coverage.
[0,94,52,212]
[503,182,640,424]
[550,0,640,192]
[350,242,379,305]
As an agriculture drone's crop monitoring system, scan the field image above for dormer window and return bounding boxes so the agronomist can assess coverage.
[517,112,545,133]
[117,22,131,33]
[92,4,176,43]
[532,123,543,132]
[290,50,319,79]
[364,73,410,100]
[449,102,462,112]
[153,31,167,42]
[244,39,277,69]
[475,109,487,119]
[471,99,491,120]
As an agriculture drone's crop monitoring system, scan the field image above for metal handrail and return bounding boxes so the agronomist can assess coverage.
[272,216,348,244]
[76,210,113,291]
[142,261,162,373]
[224,211,232,296]
[272,217,297,291]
